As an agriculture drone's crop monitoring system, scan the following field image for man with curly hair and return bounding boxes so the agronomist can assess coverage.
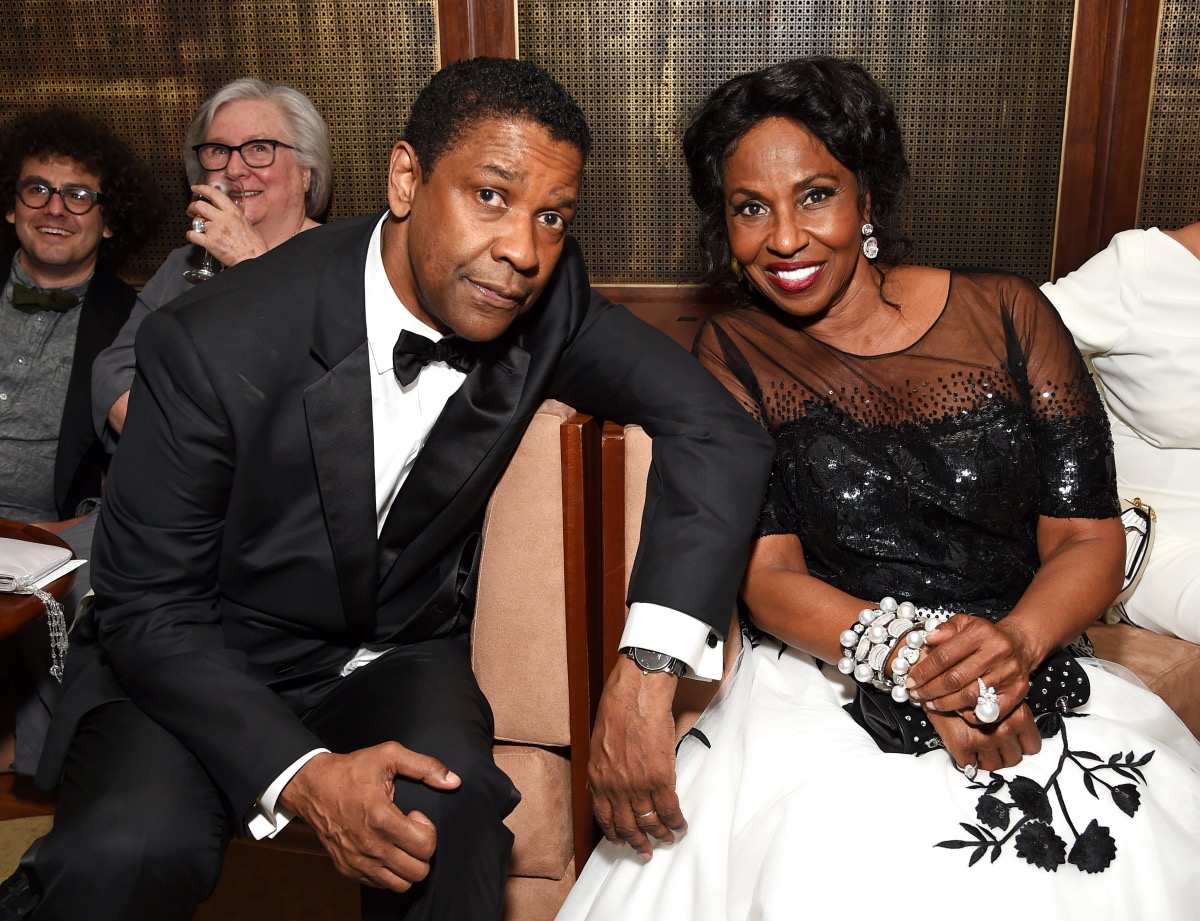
[1,106,158,529]
[1,106,158,775]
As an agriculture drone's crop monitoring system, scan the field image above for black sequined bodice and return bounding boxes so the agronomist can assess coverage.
[697,271,1118,616]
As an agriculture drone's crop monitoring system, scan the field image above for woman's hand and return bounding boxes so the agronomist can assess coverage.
[927,703,1042,774]
[905,614,1035,724]
[185,183,268,267]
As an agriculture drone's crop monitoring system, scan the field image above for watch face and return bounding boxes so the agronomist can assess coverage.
[632,648,674,672]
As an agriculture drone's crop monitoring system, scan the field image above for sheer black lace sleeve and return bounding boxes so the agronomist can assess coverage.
[999,276,1120,520]
[694,319,767,427]
[696,317,794,536]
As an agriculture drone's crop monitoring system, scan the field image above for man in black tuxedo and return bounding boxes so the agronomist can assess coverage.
[0,108,157,775]
[4,59,773,920]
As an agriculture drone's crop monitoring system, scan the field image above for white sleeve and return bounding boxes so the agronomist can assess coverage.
[619,602,725,681]
[245,748,329,840]
[1042,229,1146,357]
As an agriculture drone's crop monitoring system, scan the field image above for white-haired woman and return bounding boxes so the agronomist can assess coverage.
[92,77,333,438]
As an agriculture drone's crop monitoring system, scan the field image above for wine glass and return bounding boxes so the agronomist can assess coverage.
[183,177,241,283]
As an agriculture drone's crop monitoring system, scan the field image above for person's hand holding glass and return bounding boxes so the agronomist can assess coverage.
[182,139,294,282]
[182,177,242,282]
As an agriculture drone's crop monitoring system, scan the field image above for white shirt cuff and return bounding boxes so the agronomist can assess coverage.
[620,603,724,681]
[246,748,330,840]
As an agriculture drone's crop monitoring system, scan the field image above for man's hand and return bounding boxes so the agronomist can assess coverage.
[927,703,1042,774]
[278,742,460,891]
[587,656,684,860]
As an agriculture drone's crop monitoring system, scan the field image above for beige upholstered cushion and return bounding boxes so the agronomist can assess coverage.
[495,743,573,880]
[472,401,575,748]
[623,424,653,596]
[1088,622,1200,738]
[502,858,576,921]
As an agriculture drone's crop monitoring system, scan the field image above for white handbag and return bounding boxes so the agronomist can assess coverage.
[1104,497,1156,624]
[0,536,73,591]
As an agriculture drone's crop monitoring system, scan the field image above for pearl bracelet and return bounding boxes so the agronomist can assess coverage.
[837,597,953,704]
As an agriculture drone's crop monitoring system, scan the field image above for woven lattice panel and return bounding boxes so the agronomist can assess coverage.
[519,0,1073,284]
[0,0,437,285]
[1139,0,1200,231]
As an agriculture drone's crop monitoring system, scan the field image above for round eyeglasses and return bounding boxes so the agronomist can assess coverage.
[192,139,299,171]
[15,179,104,215]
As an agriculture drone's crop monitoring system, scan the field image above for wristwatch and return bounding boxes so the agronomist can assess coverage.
[620,646,686,677]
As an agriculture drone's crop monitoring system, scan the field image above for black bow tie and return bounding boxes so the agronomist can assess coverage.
[392,329,479,386]
[11,283,80,314]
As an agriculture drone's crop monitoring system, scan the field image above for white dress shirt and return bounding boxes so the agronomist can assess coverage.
[249,216,467,837]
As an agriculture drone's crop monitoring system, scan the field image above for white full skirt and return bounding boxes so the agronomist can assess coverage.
[557,640,1200,920]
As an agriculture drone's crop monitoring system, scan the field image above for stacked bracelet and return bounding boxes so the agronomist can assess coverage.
[837,597,952,705]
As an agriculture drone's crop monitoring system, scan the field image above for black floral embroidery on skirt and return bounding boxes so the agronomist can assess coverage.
[936,712,1154,873]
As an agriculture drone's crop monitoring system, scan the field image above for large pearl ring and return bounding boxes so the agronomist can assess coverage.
[975,678,1000,723]
[191,217,206,234]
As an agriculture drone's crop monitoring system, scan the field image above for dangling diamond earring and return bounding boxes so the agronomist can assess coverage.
[861,223,879,260]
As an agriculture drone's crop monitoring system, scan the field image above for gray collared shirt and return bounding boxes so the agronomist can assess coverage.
[0,256,91,521]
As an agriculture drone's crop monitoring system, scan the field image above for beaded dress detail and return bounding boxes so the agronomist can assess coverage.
[700,271,1119,613]
[556,273,1200,921]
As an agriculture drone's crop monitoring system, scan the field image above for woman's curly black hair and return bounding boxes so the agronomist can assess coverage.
[0,107,162,270]
[683,56,911,288]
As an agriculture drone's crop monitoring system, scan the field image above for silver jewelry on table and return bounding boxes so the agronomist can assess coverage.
[191,217,206,234]
[8,577,67,683]
[975,677,1000,723]
[634,808,657,819]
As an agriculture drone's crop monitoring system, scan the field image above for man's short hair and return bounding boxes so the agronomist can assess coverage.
[0,107,161,269]
[404,57,591,176]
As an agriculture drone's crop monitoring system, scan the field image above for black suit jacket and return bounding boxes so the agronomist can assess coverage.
[1,251,136,519]
[42,213,774,811]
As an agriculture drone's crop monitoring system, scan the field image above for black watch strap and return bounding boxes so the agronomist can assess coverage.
[620,646,686,677]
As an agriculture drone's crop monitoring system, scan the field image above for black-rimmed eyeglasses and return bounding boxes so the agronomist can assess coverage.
[14,179,104,215]
[192,139,299,171]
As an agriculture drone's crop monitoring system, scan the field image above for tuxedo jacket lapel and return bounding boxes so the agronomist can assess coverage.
[377,340,531,580]
[304,238,378,640]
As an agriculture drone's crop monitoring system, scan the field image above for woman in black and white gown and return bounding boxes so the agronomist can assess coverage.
[558,57,1200,921]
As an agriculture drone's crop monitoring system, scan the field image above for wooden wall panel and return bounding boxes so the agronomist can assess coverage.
[1138,0,1200,233]
[439,0,516,62]
[1053,0,1163,279]
[0,1,1174,287]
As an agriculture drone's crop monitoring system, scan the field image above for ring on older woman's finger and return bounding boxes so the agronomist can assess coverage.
[961,761,978,781]
[634,808,657,819]
[975,678,1000,723]
[191,217,206,234]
